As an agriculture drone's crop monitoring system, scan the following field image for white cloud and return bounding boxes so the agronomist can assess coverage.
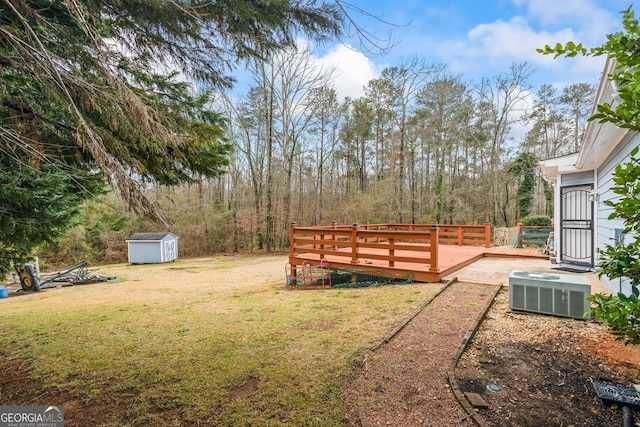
[314,44,381,100]
[306,0,620,99]
[433,4,614,88]
[466,17,575,64]
[524,0,616,36]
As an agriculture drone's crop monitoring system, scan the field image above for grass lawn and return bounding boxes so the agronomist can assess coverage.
[0,256,443,426]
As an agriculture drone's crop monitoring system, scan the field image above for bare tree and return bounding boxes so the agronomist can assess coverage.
[306,87,343,223]
[276,45,334,242]
[363,78,395,185]
[416,69,472,223]
[376,58,445,222]
[559,82,596,152]
[476,62,535,226]
[523,84,572,159]
[216,89,269,250]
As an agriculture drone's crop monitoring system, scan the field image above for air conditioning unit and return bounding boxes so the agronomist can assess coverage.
[509,271,591,319]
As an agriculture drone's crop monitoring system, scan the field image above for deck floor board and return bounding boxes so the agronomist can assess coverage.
[290,245,547,282]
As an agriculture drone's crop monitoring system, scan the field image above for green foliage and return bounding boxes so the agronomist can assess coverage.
[39,197,129,266]
[508,152,539,220]
[589,291,640,345]
[542,180,554,217]
[540,7,640,344]
[0,0,344,268]
[0,153,104,275]
[604,146,640,232]
[597,146,640,286]
[592,147,640,344]
[519,215,552,226]
[597,239,640,286]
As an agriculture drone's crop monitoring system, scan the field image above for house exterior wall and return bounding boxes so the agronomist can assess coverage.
[595,131,639,294]
[539,57,640,295]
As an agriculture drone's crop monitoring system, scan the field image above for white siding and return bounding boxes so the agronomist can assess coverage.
[596,131,639,294]
[128,241,163,264]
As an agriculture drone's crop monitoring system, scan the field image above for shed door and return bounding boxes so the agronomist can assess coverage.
[164,240,176,262]
[560,185,593,266]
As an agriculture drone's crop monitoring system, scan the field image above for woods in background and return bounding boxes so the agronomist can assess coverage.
[1,1,596,268]
[40,55,595,267]
[209,52,594,254]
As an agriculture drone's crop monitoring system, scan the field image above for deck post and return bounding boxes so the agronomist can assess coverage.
[516,223,523,248]
[290,221,297,257]
[429,223,439,272]
[457,226,463,246]
[484,222,491,248]
[364,220,369,243]
[331,221,337,251]
[350,223,359,264]
[432,222,438,245]
[289,222,297,280]
[389,237,395,267]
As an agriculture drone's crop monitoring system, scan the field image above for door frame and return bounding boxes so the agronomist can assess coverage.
[559,184,594,267]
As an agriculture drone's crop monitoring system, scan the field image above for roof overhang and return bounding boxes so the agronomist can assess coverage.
[539,152,580,184]
[576,56,629,170]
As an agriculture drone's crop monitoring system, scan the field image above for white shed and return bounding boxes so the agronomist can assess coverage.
[126,232,179,264]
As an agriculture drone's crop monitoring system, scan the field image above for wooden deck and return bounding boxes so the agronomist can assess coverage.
[288,223,548,283]
[291,245,547,283]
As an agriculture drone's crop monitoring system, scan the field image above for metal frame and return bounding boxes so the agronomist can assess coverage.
[559,184,594,267]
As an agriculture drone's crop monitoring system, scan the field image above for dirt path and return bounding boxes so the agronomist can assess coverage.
[345,280,500,427]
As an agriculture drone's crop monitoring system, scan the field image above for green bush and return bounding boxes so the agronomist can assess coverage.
[592,146,640,344]
[589,290,640,345]
[520,215,552,226]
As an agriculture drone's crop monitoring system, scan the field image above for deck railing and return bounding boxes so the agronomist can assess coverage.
[516,224,553,248]
[289,222,491,273]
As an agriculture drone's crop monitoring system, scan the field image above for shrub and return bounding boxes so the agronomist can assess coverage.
[520,215,551,226]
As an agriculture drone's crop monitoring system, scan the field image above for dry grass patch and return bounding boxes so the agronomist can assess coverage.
[0,255,443,426]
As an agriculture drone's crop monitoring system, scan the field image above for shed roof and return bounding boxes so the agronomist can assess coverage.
[126,232,176,242]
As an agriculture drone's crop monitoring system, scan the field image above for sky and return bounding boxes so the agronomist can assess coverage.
[308,0,632,100]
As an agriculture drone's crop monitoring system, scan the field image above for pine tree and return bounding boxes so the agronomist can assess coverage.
[0,0,344,271]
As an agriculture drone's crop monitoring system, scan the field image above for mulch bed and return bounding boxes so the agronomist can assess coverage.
[345,282,640,427]
[455,288,640,427]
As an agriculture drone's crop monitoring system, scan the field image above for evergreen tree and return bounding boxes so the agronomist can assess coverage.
[0,152,104,275]
[508,152,539,221]
[0,0,344,270]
